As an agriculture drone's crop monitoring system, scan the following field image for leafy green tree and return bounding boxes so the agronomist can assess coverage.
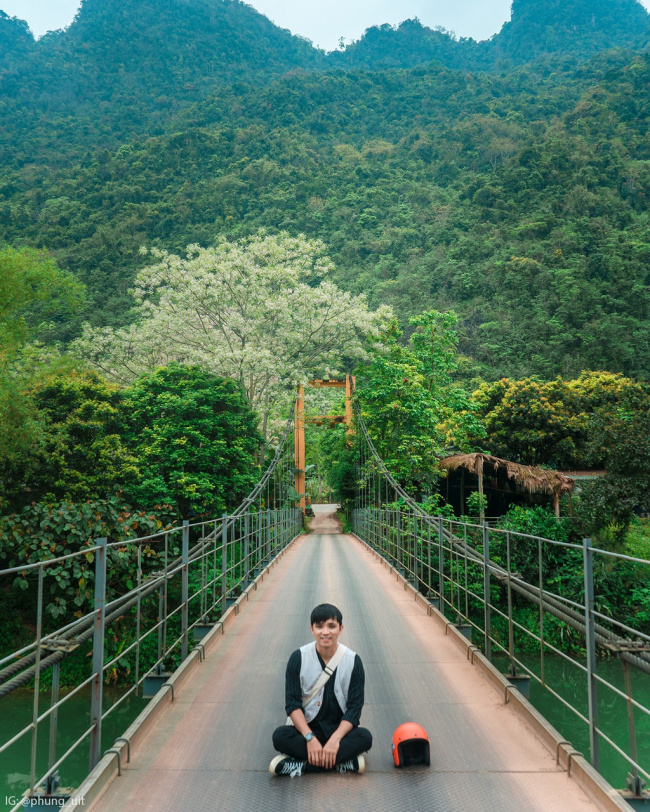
[0,355,42,487]
[0,345,75,510]
[121,364,262,517]
[75,233,389,435]
[0,248,86,506]
[472,377,579,466]
[0,495,176,620]
[356,310,484,490]
[8,370,139,510]
[321,426,357,512]
[473,371,643,468]
[0,247,84,351]
[577,386,650,543]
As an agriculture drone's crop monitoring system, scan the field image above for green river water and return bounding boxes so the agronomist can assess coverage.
[0,686,147,811]
[1,656,649,809]
[493,653,650,792]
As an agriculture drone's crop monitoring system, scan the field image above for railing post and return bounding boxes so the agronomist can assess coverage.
[583,537,599,770]
[413,513,418,588]
[266,508,271,561]
[181,521,189,661]
[384,508,388,556]
[372,506,377,549]
[31,564,44,793]
[157,580,164,669]
[374,506,378,550]
[48,661,60,777]
[89,537,107,771]
[538,538,545,685]
[623,659,641,794]
[427,520,432,596]
[222,515,228,608]
[280,508,284,549]
[200,524,207,619]
[135,545,142,694]
[396,510,402,570]
[273,508,280,556]
[280,507,284,548]
[506,531,515,673]
[162,531,169,670]
[483,522,492,661]
[438,516,444,608]
[463,525,469,621]
[449,529,456,617]
[244,512,250,585]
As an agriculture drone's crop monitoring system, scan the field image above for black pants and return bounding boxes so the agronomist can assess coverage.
[272,724,372,766]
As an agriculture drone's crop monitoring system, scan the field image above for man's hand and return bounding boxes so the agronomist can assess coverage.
[306,736,324,767]
[321,735,341,769]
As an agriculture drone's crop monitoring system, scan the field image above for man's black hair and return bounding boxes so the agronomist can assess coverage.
[310,603,343,626]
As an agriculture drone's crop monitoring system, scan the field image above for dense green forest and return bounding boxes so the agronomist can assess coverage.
[1,0,649,377]
[1,0,650,685]
[1,0,650,494]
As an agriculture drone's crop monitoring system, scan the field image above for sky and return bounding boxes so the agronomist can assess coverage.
[2,0,650,50]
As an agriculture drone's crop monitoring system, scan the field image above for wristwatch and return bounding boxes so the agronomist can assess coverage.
[304,732,315,742]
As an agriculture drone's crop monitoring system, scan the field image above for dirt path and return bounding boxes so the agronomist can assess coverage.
[308,503,341,534]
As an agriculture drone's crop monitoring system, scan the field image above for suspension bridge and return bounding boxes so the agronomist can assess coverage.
[1,380,649,811]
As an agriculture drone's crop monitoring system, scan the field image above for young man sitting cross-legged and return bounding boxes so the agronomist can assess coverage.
[270,603,373,777]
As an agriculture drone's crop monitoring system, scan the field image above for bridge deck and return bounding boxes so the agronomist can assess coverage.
[91,509,601,812]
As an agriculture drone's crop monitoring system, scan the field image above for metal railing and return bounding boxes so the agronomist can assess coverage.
[352,402,650,796]
[353,506,650,785]
[0,408,302,799]
[0,507,302,796]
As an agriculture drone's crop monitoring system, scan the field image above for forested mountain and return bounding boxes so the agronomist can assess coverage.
[1,0,649,379]
[0,0,319,165]
[490,0,650,65]
[0,12,34,71]
[1,0,648,167]
[332,0,650,71]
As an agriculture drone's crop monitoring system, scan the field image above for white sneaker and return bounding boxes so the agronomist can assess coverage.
[336,754,365,774]
[269,754,307,777]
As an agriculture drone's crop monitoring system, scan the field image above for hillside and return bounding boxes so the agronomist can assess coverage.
[329,0,649,71]
[0,0,649,379]
[488,0,650,65]
[1,0,649,168]
[0,12,34,71]
[0,0,319,166]
[2,48,649,380]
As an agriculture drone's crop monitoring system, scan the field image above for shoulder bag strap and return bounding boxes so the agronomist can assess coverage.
[303,644,348,706]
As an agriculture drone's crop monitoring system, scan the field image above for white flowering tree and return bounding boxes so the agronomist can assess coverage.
[74,233,391,436]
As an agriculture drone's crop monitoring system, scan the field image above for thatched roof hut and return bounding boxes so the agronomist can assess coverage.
[438,453,575,518]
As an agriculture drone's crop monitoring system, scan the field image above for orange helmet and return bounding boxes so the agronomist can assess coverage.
[392,722,430,767]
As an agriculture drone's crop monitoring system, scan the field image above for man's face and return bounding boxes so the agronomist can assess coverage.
[311,617,343,653]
